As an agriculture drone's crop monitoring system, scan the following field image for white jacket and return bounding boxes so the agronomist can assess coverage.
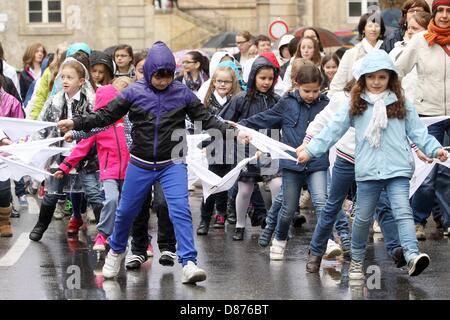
[328,43,367,97]
[389,40,417,103]
[395,31,450,116]
[304,91,356,162]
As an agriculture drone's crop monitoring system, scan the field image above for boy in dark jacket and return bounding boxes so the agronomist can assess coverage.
[58,41,237,284]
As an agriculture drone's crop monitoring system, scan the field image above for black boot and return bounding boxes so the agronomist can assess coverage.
[196,218,210,235]
[29,204,55,241]
[92,203,103,224]
[226,199,237,225]
[233,227,245,241]
[306,252,323,273]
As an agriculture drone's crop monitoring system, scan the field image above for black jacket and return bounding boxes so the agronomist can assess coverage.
[73,42,233,169]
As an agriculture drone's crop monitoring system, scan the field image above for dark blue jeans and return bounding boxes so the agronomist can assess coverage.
[0,179,11,207]
[411,118,450,228]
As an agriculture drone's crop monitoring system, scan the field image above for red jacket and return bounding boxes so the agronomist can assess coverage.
[59,85,130,180]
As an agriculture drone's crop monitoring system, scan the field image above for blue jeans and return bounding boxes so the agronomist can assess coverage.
[352,177,419,263]
[275,169,327,241]
[411,118,450,227]
[79,171,103,206]
[109,162,196,266]
[309,157,402,257]
[97,179,123,236]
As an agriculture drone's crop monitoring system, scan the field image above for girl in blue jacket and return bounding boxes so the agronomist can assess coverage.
[238,63,330,260]
[297,50,448,279]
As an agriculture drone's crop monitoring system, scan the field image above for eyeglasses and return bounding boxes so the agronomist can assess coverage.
[407,8,425,14]
[182,61,195,65]
[214,80,233,85]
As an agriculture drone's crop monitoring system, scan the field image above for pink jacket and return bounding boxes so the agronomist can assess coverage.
[59,85,130,181]
[0,89,24,118]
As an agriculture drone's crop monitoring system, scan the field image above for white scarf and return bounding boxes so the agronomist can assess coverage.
[213,91,228,106]
[364,90,390,148]
[361,38,383,54]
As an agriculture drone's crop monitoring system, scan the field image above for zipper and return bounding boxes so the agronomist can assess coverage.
[153,94,161,166]
[104,152,109,171]
[113,125,123,180]
[444,49,447,116]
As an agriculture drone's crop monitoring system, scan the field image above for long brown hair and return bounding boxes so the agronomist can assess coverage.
[350,70,406,119]
[22,43,47,69]
[204,66,240,108]
[294,36,322,66]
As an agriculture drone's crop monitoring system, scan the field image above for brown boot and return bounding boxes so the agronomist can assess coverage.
[0,205,13,237]
[306,252,322,273]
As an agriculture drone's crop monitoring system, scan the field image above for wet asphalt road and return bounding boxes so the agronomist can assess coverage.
[1,189,450,300]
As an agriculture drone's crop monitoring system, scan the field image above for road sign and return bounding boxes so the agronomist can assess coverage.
[268,19,289,40]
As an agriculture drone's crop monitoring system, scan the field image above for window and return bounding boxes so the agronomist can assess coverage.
[347,0,379,22]
[27,0,62,24]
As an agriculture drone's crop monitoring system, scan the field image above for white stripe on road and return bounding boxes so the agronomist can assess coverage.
[0,233,31,267]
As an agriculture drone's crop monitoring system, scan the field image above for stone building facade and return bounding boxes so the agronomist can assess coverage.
[0,0,432,68]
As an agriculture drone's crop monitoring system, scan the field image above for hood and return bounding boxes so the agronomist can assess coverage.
[352,49,397,81]
[278,34,295,53]
[90,51,115,77]
[143,41,176,86]
[247,54,279,92]
[209,51,234,77]
[67,42,92,57]
[94,84,119,111]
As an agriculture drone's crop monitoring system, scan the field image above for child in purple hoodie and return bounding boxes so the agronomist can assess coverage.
[58,41,237,284]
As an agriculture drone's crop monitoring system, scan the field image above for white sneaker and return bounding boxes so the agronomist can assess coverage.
[53,200,66,220]
[102,250,126,279]
[269,239,287,260]
[349,260,365,280]
[18,195,29,207]
[373,220,382,233]
[324,239,342,260]
[181,261,207,284]
[299,190,312,209]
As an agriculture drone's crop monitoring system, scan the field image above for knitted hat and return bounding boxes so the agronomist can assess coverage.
[89,50,115,77]
[432,0,450,12]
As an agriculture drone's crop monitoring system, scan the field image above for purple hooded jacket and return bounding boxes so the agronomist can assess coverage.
[73,41,232,169]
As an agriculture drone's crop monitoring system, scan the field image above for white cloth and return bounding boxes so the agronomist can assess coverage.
[188,155,257,201]
[364,90,390,148]
[0,156,52,182]
[361,38,383,54]
[0,137,68,182]
[409,153,450,198]
[2,60,21,97]
[0,117,56,141]
[235,123,297,162]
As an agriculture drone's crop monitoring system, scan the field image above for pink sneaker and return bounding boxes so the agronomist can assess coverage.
[146,243,154,257]
[93,233,107,252]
